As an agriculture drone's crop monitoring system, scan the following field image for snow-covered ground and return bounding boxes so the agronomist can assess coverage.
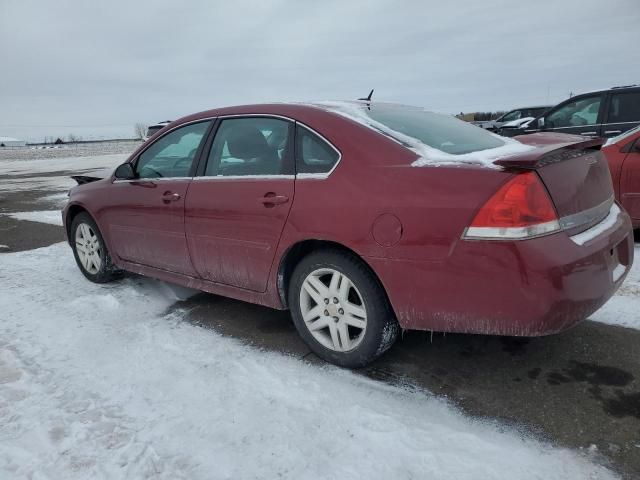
[0,153,126,193]
[4,210,63,226]
[1,150,638,478]
[591,247,640,330]
[0,243,617,479]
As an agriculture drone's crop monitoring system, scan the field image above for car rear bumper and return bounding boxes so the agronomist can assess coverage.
[367,205,634,336]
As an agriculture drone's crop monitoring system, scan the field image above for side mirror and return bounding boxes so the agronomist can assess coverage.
[114,163,136,180]
[537,117,545,129]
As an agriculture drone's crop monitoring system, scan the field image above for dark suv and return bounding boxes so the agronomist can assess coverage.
[500,85,640,139]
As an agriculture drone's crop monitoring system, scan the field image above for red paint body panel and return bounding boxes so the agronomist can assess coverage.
[601,129,640,228]
[184,178,295,292]
[63,103,635,336]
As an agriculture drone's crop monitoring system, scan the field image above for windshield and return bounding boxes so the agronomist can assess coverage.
[329,103,505,155]
[498,110,521,122]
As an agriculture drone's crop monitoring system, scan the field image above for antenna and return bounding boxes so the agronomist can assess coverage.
[358,89,374,102]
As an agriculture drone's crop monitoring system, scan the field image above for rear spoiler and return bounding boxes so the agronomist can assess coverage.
[71,175,102,185]
[493,137,605,169]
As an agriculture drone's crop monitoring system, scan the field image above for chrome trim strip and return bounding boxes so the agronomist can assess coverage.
[559,195,614,231]
[126,112,343,182]
[569,203,622,246]
[294,123,342,179]
[113,177,193,183]
[211,114,342,180]
[131,117,218,161]
[463,220,560,241]
[192,175,295,181]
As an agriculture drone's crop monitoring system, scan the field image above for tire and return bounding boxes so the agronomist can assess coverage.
[289,249,399,368]
[70,212,119,283]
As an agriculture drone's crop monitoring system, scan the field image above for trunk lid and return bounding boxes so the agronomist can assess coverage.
[494,135,614,235]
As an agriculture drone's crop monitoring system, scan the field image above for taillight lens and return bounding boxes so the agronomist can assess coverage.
[463,171,560,240]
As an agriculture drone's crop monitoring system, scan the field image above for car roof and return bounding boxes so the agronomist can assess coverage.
[569,84,640,97]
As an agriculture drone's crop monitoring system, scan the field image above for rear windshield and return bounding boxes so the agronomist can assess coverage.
[326,103,505,155]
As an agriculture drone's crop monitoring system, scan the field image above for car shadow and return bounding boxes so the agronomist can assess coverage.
[174,292,640,478]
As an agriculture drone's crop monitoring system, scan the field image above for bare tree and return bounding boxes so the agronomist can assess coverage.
[67,133,81,143]
[134,122,149,139]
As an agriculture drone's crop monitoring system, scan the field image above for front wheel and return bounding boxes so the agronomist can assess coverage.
[289,250,399,368]
[70,212,119,283]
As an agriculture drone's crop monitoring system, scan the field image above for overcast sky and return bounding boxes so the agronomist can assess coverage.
[1,0,639,142]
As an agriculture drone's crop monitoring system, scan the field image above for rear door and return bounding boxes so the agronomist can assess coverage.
[602,90,640,139]
[620,135,640,222]
[542,93,605,137]
[184,116,295,291]
[104,120,211,275]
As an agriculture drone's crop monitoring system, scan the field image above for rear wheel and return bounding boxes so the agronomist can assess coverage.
[70,212,119,283]
[289,250,399,368]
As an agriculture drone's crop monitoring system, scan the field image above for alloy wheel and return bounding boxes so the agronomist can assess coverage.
[75,222,102,275]
[299,268,367,352]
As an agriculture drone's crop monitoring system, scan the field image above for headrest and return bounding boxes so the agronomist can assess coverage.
[226,125,269,160]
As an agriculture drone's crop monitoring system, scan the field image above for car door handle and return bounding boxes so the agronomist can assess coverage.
[580,132,598,136]
[259,193,289,207]
[162,191,181,203]
[604,130,622,135]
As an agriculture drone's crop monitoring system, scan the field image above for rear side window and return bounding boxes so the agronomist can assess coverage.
[295,126,339,174]
[204,117,292,177]
[607,92,640,123]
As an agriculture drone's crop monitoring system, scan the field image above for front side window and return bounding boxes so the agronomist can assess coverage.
[296,126,339,174]
[607,92,640,124]
[204,117,291,176]
[136,121,210,178]
[546,96,602,128]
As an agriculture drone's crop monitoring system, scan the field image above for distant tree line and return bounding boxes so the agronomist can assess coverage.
[470,111,507,121]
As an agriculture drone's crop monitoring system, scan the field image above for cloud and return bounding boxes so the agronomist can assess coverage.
[1,0,639,141]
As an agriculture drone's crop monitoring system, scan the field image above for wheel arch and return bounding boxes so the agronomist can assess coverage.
[276,239,392,312]
[65,203,90,242]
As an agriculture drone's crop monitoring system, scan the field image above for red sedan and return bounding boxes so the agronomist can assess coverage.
[601,126,640,230]
[63,102,634,367]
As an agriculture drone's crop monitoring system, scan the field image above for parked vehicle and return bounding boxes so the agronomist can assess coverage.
[63,102,634,367]
[500,85,640,138]
[144,121,172,141]
[476,106,550,131]
[601,126,640,229]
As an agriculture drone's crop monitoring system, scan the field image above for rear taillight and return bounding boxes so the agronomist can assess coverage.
[463,171,560,240]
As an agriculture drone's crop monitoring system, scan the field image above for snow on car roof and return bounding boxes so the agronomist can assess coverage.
[313,101,534,168]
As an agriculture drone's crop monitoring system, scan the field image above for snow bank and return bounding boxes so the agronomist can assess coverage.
[4,210,63,226]
[314,101,534,168]
[591,244,640,331]
[0,243,616,479]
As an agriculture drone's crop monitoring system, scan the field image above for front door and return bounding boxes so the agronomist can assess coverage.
[602,90,640,139]
[621,137,640,222]
[104,120,211,275]
[185,116,295,292]
[542,94,604,137]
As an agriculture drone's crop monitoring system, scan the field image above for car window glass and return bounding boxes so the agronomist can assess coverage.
[500,110,521,122]
[296,126,339,174]
[608,92,640,124]
[547,96,601,128]
[136,121,210,178]
[204,117,290,176]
